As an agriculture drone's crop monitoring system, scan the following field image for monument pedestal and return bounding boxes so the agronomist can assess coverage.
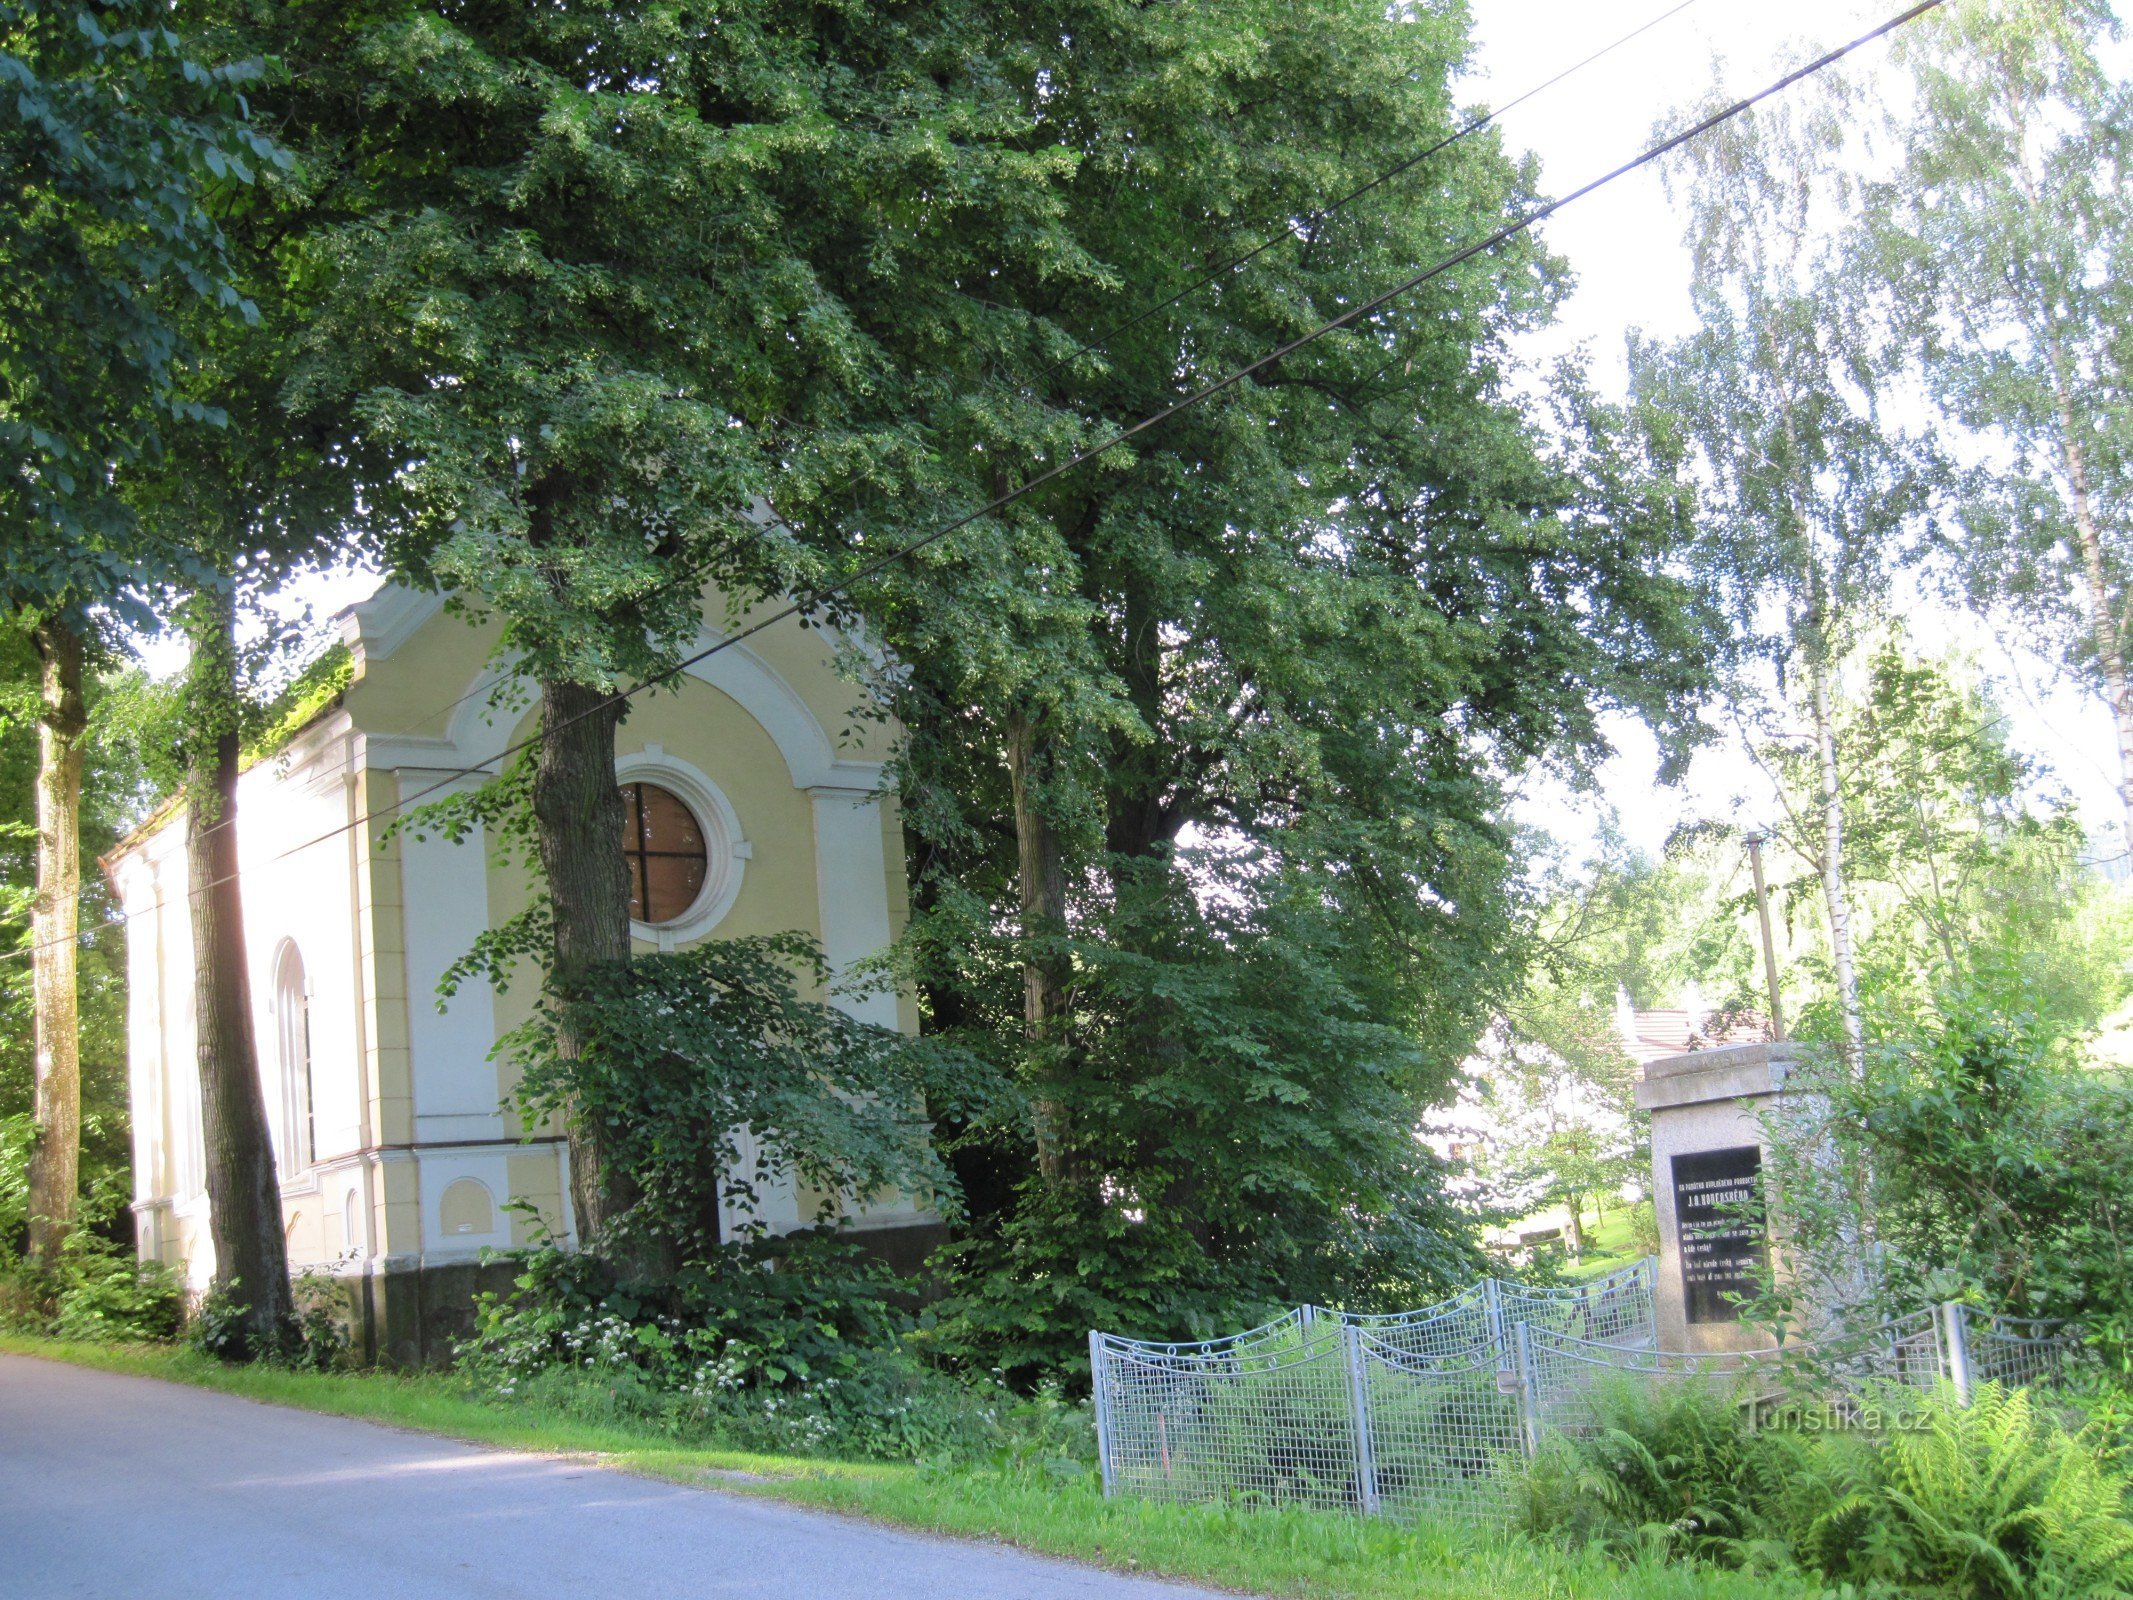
[1635,1041,1799,1354]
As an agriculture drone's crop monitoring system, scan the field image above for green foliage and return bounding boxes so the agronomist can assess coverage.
[1519,1377,1783,1569]
[183,1269,345,1368]
[264,0,1101,692]
[0,1148,183,1341]
[1876,1,2133,729]
[184,1280,251,1362]
[0,0,284,620]
[457,1234,1089,1466]
[1634,83,1921,694]
[1522,1378,2133,1598]
[1873,1383,2133,1599]
[504,933,1009,1260]
[811,0,1714,1371]
[924,863,1486,1375]
[1764,970,2133,1370]
[41,1228,184,1344]
[1767,639,2129,1042]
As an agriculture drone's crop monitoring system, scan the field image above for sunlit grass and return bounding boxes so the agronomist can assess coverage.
[2,1334,1809,1599]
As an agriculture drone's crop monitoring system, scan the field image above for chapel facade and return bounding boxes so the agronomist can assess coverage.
[106,583,936,1363]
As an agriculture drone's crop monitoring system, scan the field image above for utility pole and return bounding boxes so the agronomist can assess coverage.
[1744,831,1787,1041]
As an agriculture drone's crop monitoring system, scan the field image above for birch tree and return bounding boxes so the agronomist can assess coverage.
[1633,90,1921,1068]
[1877,0,2133,849]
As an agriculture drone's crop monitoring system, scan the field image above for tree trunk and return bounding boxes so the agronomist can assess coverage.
[2048,362,2133,849]
[184,587,295,1356]
[529,676,636,1251]
[25,616,87,1264]
[1006,702,1073,1186]
[1808,651,1865,1072]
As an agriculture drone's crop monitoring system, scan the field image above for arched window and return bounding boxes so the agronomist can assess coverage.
[620,781,710,925]
[273,942,315,1177]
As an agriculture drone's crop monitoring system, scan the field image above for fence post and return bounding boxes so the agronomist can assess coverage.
[1342,1324,1381,1516]
[1514,1319,1542,1457]
[1089,1330,1117,1496]
[1941,1302,1974,1407]
[1483,1276,1505,1362]
[1300,1303,1317,1335]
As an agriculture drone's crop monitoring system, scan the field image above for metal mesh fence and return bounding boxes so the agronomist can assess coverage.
[1092,1271,2086,1522]
[1355,1331,1524,1521]
[1520,1325,1794,1439]
[1318,1259,1657,1362]
[1963,1307,2080,1391]
[1093,1320,1364,1512]
[1500,1259,1657,1348]
[1093,1264,1652,1518]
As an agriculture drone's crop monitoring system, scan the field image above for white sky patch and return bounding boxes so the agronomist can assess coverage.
[131,560,386,684]
[1468,0,2129,864]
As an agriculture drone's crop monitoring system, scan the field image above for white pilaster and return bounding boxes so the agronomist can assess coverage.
[807,785,898,1030]
[396,773,506,1141]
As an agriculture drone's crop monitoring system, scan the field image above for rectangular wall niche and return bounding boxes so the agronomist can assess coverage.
[1671,1145,1768,1324]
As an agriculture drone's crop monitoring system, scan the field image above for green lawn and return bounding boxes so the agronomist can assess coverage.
[0,1334,1805,1600]
[1560,1206,1648,1280]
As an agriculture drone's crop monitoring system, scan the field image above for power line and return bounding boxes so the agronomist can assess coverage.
[1028,0,1711,382]
[7,0,1946,969]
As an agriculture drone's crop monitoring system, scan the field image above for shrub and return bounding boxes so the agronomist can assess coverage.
[0,1169,184,1343]
[455,1231,1093,1467]
[1762,972,2133,1371]
[44,1234,184,1342]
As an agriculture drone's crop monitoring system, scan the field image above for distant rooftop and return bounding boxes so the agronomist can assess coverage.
[1615,988,1772,1067]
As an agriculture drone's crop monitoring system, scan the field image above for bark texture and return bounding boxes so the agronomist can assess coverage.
[1809,652,1865,1071]
[530,676,634,1248]
[184,588,296,1354]
[25,616,87,1263]
[1006,703,1072,1186]
[2050,364,2133,848]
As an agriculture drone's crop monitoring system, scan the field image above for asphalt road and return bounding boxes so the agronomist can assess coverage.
[0,1353,1231,1600]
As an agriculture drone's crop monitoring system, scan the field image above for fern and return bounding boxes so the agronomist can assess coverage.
[1865,1384,2133,1600]
[1519,1378,2133,1598]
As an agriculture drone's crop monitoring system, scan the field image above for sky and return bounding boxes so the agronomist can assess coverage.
[1464,0,2128,868]
[165,0,2128,874]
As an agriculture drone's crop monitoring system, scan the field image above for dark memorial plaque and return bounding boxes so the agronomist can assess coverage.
[1671,1145,1767,1324]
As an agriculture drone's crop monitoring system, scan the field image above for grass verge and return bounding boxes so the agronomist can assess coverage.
[1,1334,1807,1600]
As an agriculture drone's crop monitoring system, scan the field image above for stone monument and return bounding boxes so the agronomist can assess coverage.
[1634,1040,1800,1353]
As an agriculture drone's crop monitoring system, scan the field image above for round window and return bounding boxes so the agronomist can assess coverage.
[620,781,709,925]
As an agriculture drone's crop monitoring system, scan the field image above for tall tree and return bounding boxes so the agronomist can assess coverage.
[276,0,1102,1251]
[820,2,1713,1363]
[0,623,134,1259]
[1,0,277,1259]
[23,616,85,1262]
[1633,88,1920,1069]
[177,586,293,1349]
[1877,0,2133,849]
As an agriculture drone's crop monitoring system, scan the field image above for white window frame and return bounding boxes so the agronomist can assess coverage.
[270,939,315,1179]
[615,746,750,950]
